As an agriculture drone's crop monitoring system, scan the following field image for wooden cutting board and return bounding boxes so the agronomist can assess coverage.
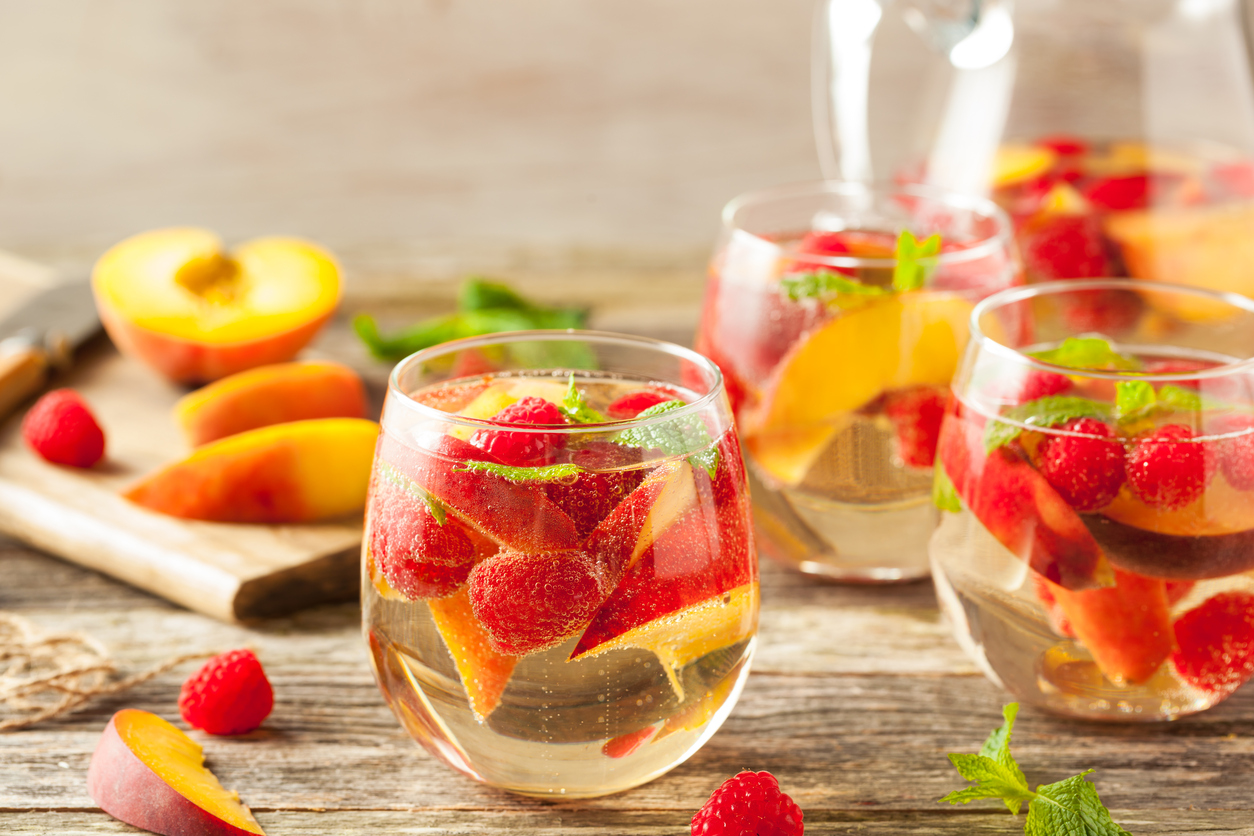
[0,257,365,623]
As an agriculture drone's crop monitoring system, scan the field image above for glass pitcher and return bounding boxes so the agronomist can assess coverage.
[814,0,1254,300]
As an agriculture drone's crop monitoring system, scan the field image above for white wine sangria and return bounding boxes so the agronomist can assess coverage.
[932,280,1254,721]
[362,332,758,797]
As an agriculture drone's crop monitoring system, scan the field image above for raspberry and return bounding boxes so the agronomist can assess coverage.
[468,549,608,655]
[1082,174,1152,212]
[607,389,673,419]
[21,388,106,468]
[1059,288,1143,336]
[987,370,1071,405]
[1020,214,1112,280]
[884,386,949,468]
[1171,592,1254,696]
[691,771,804,836]
[469,396,568,466]
[369,475,480,599]
[1211,414,1254,491]
[544,442,644,538]
[1126,424,1212,509]
[179,649,274,735]
[1035,418,1126,511]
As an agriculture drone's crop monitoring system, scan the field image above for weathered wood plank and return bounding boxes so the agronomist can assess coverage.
[3,809,1249,835]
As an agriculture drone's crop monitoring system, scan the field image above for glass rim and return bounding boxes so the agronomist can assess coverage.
[385,329,725,434]
[969,278,1254,381]
[720,179,1014,269]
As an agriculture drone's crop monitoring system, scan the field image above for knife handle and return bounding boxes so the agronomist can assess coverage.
[0,342,49,419]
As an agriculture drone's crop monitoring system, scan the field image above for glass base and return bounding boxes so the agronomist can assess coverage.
[749,464,935,583]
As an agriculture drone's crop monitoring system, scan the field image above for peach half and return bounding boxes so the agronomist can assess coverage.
[87,708,265,836]
[124,417,378,523]
[93,228,341,384]
[175,361,368,446]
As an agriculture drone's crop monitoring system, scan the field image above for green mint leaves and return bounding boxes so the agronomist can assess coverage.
[780,271,889,303]
[941,704,1132,836]
[354,277,588,362]
[984,396,1112,453]
[932,466,962,513]
[616,400,719,478]
[1030,338,1141,372]
[455,460,585,484]
[892,230,942,292]
[559,375,608,425]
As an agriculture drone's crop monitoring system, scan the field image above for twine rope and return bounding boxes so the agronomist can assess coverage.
[0,613,213,731]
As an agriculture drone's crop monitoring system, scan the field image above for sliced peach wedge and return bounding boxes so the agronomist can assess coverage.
[175,361,368,446]
[428,586,520,722]
[87,708,265,836]
[93,228,340,383]
[744,292,975,485]
[124,418,378,523]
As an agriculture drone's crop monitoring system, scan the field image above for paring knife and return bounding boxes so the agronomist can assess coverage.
[0,280,101,418]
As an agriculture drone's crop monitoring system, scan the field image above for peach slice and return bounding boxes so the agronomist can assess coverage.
[1104,203,1254,320]
[93,228,340,383]
[87,708,265,836]
[124,418,378,523]
[428,586,519,721]
[746,292,974,485]
[992,144,1057,188]
[175,361,368,446]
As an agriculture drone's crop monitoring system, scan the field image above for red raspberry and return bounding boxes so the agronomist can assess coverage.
[1020,214,1112,280]
[369,475,480,599]
[607,389,673,419]
[1035,418,1126,511]
[543,442,644,538]
[884,386,949,469]
[1059,287,1143,336]
[469,396,568,466]
[1082,174,1152,211]
[1171,592,1254,696]
[1211,414,1254,491]
[179,649,274,735]
[986,370,1071,405]
[691,770,804,836]
[21,388,106,468]
[468,549,608,655]
[1126,424,1212,509]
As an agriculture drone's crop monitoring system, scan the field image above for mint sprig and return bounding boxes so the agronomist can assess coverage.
[779,271,889,303]
[984,396,1112,452]
[1030,338,1141,372]
[932,465,962,513]
[455,460,584,484]
[615,400,719,478]
[559,374,608,425]
[892,230,942,291]
[941,703,1132,835]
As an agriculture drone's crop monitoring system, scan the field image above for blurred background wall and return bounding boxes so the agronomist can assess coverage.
[0,0,820,296]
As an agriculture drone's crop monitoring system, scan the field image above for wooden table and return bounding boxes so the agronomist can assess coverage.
[2,296,1253,835]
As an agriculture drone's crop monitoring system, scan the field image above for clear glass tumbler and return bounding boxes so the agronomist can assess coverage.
[695,181,1020,581]
[932,279,1254,721]
[362,331,758,797]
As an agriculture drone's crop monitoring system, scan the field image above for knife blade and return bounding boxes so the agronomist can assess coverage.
[0,280,101,418]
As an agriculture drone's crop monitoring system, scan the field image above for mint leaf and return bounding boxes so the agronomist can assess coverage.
[940,704,1034,815]
[892,230,942,292]
[985,396,1112,452]
[1031,337,1141,372]
[1158,384,1202,412]
[932,465,962,513]
[1115,380,1155,416]
[458,277,532,311]
[455,460,584,483]
[780,271,889,303]
[560,374,608,424]
[1026,772,1131,836]
[377,461,447,525]
[616,400,719,478]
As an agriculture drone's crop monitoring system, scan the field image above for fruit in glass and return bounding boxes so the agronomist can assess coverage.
[362,332,758,797]
[694,182,1020,581]
[931,279,1254,721]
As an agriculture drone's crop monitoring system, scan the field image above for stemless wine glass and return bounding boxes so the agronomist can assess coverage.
[932,279,1254,721]
[362,331,759,797]
[695,181,1020,581]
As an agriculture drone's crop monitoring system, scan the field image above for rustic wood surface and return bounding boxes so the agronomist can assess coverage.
[3,292,1254,835]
